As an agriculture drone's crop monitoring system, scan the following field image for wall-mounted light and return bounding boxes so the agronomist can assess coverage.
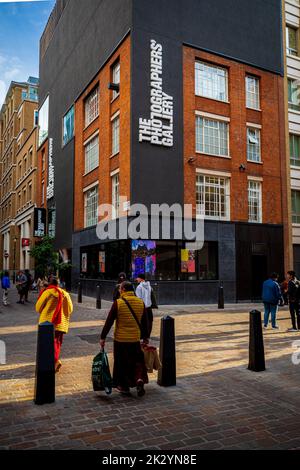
[108,83,120,93]
[239,164,246,172]
[187,157,196,164]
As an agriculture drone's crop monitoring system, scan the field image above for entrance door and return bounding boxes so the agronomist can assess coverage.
[251,255,268,301]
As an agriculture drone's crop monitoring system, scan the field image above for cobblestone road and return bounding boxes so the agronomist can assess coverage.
[1,291,300,450]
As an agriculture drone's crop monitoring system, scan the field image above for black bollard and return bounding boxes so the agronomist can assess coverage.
[34,321,55,405]
[218,281,224,309]
[157,316,176,387]
[78,281,82,304]
[248,310,266,372]
[96,284,101,309]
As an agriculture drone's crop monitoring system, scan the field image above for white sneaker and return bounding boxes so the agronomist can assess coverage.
[287,328,298,332]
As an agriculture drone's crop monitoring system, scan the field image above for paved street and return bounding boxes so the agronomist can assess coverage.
[1,290,300,450]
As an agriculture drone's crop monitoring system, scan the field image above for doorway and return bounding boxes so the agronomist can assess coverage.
[251,255,268,301]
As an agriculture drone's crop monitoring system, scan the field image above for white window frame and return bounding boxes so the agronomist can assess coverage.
[286,25,298,56]
[196,115,229,157]
[111,171,120,219]
[84,185,98,228]
[112,60,120,100]
[248,179,262,223]
[246,76,260,110]
[195,61,228,102]
[111,112,120,156]
[84,132,99,174]
[247,127,261,163]
[85,87,99,128]
[196,172,231,221]
[290,133,300,167]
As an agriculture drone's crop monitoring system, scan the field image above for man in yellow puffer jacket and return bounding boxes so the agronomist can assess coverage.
[35,276,73,372]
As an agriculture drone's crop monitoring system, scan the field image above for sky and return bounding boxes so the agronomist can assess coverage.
[0,0,55,107]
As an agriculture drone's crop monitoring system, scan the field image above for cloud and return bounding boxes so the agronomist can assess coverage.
[0,80,6,108]
[0,53,25,106]
[4,67,21,80]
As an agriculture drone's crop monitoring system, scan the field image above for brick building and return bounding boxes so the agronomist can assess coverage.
[38,0,289,302]
[0,77,39,276]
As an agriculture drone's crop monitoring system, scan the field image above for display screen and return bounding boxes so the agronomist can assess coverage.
[131,240,156,278]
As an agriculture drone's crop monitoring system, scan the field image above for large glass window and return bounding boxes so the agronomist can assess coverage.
[196,174,230,220]
[84,186,98,228]
[288,78,300,111]
[112,60,120,100]
[112,173,120,218]
[63,106,74,146]
[195,61,228,102]
[247,127,261,162]
[38,96,49,147]
[246,76,260,110]
[85,134,99,174]
[287,26,298,56]
[292,190,300,224]
[112,115,120,155]
[196,116,229,156]
[290,134,300,167]
[248,180,262,223]
[85,88,99,127]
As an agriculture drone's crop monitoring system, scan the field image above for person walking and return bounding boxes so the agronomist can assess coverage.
[135,274,153,336]
[36,275,49,294]
[280,277,289,306]
[100,281,149,397]
[1,271,10,306]
[287,270,300,332]
[35,276,73,373]
[24,269,33,303]
[262,272,282,329]
[16,270,27,304]
[112,272,127,301]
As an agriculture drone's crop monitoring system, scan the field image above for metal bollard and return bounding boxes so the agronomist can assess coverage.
[96,284,101,310]
[78,281,82,304]
[157,316,176,387]
[248,310,266,372]
[218,281,224,309]
[34,321,55,405]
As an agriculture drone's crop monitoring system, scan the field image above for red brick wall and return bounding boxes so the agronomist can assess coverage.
[183,46,286,225]
[74,35,131,231]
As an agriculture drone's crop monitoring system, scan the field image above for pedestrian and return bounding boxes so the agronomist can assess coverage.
[262,272,282,329]
[100,281,149,397]
[1,271,10,306]
[287,270,300,332]
[135,273,153,336]
[112,272,127,301]
[280,277,289,305]
[24,269,33,303]
[36,275,49,293]
[16,270,27,304]
[35,276,73,373]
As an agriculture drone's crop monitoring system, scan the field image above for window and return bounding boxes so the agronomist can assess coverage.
[112,173,120,218]
[34,110,38,127]
[112,60,120,100]
[248,180,262,223]
[112,114,120,155]
[29,148,33,168]
[196,116,229,157]
[195,61,228,102]
[288,78,300,111]
[85,88,99,127]
[246,76,260,110]
[292,190,300,223]
[290,134,300,167]
[41,181,45,205]
[196,174,230,220]
[42,150,46,171]
[28,182,32,201]
[287,26,298,56]
[247,128,261,162]
[84,186,98,228]
[38,96,49,147]
[63,106,74,146]
[84,134,99,174]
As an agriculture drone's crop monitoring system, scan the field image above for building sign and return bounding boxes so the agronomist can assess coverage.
[22,238,30,248]
[48,208,56,238]
[34,208,46,237]
[138,39,174,147]
[181,249,196,274]
[47,137,54,200]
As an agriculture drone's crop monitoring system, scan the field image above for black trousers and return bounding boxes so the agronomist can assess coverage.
[289,302,300,330]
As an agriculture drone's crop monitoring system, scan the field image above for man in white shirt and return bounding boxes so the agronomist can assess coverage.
[135,274,153,336]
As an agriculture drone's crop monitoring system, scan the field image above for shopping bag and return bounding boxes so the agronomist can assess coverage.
[142,345,162,373]
[92,350,113,394]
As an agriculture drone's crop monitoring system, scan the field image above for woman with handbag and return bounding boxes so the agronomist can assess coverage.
[100,281,150,397]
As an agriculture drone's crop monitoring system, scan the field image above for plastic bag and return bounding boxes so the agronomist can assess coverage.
[92,350,113,394]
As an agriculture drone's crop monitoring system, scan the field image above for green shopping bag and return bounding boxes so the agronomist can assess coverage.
[92,350,113,394]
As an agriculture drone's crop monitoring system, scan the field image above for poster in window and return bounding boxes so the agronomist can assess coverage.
[181,249,196,273]
[82,253,87,273]
[131,240,156,278]
[99,251,105,273]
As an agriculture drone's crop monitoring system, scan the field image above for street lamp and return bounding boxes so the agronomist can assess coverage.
[13,237,17,284]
